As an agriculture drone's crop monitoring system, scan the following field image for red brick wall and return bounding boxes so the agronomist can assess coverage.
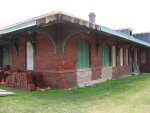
[112,66,132,79]
[12,38,26,69]
[140,64,150,73]
[11,24,136,89]
[34,32,58,68]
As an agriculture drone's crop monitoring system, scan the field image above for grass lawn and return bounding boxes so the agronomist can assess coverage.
[1,74,150,113]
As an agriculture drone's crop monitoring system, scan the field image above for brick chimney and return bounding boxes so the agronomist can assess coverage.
[89,12,96,23]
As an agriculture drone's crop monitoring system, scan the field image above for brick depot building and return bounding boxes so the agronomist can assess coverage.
[0,11,150,89]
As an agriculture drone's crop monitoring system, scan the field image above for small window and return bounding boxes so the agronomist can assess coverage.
[103,44,110,66]
[130,31,132,36]
[77,40,90,67]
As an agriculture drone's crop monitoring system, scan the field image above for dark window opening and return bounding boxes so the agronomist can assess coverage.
[130,31,132,36]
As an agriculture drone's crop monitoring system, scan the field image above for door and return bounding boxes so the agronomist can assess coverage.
[26,42,33,70]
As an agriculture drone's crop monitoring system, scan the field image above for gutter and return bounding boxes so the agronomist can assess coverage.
[100,26,150,47]
[0,20,36,35]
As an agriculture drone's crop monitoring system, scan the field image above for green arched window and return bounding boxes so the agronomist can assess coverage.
[2,44,12,67]
[77,40,89,67]
[103,44,110,66]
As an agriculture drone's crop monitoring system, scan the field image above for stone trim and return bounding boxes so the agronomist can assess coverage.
[77,67,92,87]
[77,67,92,72]
[102,66,113,81]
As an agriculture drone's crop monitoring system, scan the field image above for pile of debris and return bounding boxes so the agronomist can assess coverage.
[5,72,36,91]
[5,71,43,92]
[0,65,12,82]
[0,71,7,82]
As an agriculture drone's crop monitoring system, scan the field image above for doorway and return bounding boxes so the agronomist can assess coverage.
[131,50,135,73]
[26,42,34,70]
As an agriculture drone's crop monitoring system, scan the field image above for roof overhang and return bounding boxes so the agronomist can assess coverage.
[0,20,36,35]
[101,26,150,47]
[0,11,100,36]
[0,11,150,47]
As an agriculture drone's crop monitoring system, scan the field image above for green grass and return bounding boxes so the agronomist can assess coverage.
[1,74,150,113]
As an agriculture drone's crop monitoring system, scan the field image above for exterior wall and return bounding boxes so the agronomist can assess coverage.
[11,24,138,89]
[112,66,132,79]
[77,68,92,87]
[102,67,112,80]
[140,48,150,73]
[12,38,26,69]
[134,33,150,73]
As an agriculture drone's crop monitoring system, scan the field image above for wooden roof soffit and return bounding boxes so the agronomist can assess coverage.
[61,23,92,54]
[36,13,100,32]
[0,36,19,56]
[96,33,112,55]
[116,41,131,56]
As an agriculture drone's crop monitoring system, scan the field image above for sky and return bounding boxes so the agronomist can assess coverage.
[0,0,150,33]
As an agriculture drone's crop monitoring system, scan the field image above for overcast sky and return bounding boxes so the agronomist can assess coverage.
[0,0,150,33]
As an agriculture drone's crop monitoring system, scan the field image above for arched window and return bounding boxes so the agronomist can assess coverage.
[2,44,12,66]
[103,44,110,66]
[77,40,89,67]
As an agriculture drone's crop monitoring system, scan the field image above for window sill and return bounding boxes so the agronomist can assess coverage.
[103,66,112,68]
[77,67,91,72]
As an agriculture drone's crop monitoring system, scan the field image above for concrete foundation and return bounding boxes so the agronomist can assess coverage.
[102,67,113,81]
